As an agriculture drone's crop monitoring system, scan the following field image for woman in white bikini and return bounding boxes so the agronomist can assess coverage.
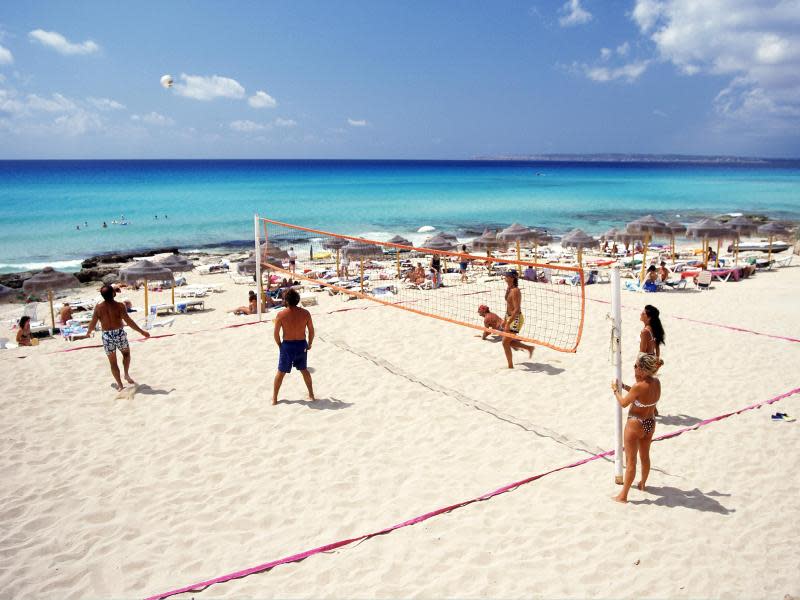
[639,304,665,363]
[611,353,661,503]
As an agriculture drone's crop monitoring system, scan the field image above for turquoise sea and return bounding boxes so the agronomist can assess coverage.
[1,159,799,273]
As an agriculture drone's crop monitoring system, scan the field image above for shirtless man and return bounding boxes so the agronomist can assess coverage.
[477,304,504,340]
[502,270,534,368]
[84,285,150,390]
[272,288,315,405]
[59,302,73,324]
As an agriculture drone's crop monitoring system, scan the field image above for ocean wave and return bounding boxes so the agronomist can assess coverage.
[0,259,83,274]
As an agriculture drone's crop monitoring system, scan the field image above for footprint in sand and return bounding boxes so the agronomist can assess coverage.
[114,385,138,400]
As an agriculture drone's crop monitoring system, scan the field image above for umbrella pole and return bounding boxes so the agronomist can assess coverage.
[702,237,708,269]
[715,239,721,267]
[360,258,364,293]
[144,278,149,317]
[336,249,340,276]
[534,242,538,261]
[671,234,676,262]
[396,250,401,279]
[516,240,521,263]
[171,281,175,305]
[735,239,739,266]
[639,234,650,283]
[578,247,583,271]
[48,290,55,332]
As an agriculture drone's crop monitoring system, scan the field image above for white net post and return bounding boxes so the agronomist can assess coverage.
[611,265,624,484]
[254,213,262,322]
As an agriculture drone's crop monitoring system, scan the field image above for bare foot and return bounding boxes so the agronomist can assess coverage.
[507,365,514,369]
[309,395,316,401]
[612,494,628,503]
[528,346,534,358]
[124,375,136,384]
[637,481,646,491]
[113,382,125,391]
[272,398,278,406]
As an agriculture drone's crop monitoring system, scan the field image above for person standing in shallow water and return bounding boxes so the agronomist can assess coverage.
[272,288,315,405]
[502,270,534,368]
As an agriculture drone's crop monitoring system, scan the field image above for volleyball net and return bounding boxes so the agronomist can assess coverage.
[255,217,586,353]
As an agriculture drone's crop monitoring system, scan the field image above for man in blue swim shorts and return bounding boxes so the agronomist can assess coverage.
[272,288,315,405]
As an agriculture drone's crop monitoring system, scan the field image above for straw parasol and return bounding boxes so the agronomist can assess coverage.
[685,218,731,269]
[423,235,457,252]
[757,221,792,263]
[726,216,758,265]
[438,231,459,243]
[529,228,553,260]
[21,267,81,331]
[158,254,194,304]
[384,235,412,278]
[498,223,537,262]
[664,221,686,262]
[0,284,18,304]
[561,228,599,269]
[626,215,672,281]
[118,260,174,317]
[323,237,349,274]
[470,228,500,257]
[344,240,377,292]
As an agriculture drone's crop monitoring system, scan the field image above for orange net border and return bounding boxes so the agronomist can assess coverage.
[257,217,586,353]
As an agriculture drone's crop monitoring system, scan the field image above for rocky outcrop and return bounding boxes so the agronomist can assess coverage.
[81,247,180,268]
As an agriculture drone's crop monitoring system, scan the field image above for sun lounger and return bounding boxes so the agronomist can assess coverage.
[176,300,205,313]
[695,270,713,290]
[229,273,253,285]
[144,315,176,330]
[197,262,230,275]
[149,303,176,315]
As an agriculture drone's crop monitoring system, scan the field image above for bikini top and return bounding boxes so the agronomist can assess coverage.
[633,398,659,408]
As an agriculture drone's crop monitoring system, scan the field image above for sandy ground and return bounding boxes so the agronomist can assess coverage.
[1,256,798,599]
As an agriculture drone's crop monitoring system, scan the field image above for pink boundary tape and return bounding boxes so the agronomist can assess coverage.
[144,385,800,600]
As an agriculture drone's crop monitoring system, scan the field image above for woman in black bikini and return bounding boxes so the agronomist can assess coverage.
[611,353,661,503]
[16,316,33,346]
[639,304,665,362]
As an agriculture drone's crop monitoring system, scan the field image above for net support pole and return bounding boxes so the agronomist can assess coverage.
[611,265,624,485]
[254,214,263,322]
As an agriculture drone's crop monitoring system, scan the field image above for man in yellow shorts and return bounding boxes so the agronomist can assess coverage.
[502,270,534,368]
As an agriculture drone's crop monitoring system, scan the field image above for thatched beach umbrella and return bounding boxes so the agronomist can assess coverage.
[158,254,194,304]
[345,240,377,292]
[423,235,458,274]
[626,215,672,281]
[685,218,730,269]
[439,231,459,243]
[561,228,599,269]
[470,229,499,258]
[758,221,792,263]
[22,267,81,331]
[530,228,553,260]
[323,237,349,274]
[498,223,537,262]
[726,216,758,265]
[119,260,174,317]
[665,221,686,262]
[385,235,412,278]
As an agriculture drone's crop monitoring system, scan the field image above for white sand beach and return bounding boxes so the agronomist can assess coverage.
[1,254,799,599]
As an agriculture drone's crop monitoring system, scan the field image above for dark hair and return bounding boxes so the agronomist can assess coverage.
[285,288,300,307]
[647,265,656,272]
[461,244,467,252]
[644,304,665,347]
[100,285,115,302]
[19,315,30,328]
[248,290,256,298]
[505,270,518,287]
[660,261,666,267]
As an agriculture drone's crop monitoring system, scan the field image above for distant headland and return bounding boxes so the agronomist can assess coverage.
[471,153,799,164]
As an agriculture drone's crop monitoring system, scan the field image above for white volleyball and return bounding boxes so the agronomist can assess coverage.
[160,74,174,89]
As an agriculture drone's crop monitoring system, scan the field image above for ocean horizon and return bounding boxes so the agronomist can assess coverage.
[2,158,799,274]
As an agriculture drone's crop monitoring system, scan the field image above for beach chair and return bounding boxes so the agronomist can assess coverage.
[774,255,793,268]
[695,270,713,290]
[144,315,176,330]
[229,273,253,285]
[60,320,88,342]
[22,303,39,322]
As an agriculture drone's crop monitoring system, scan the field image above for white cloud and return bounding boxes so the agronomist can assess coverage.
[584,60,650,82]
[230,119,269,132]
[248,90,277,108]
[600,48,612,60]
[26,93,77,112]
[0,89,25,114]
[631,0,800,127]
[617,42,630,56]
[173,74,245,101]
[559,0,592,27]
[0,44,12,65]
[653,109,668,117]
[87,97,125,111]
[53,111,103,135]
[274,117,296,127]
[347,118,368,127]
[131,111,174,126]
[28,29,100,55]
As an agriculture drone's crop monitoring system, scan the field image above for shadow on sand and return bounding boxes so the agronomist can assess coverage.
[656,413,703,427]
[136,384,176,396]
[517,362,566,375]
[279,396,353,410]
[629,485,734,514]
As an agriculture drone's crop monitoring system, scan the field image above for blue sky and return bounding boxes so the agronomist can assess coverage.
[1,1,798,159]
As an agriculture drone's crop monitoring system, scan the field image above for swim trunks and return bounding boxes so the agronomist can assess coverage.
[506,313,525,333]
[102,328,129,354]
[278,339,308,373]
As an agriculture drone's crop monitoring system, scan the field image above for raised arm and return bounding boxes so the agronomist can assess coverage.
[306,313,315,350]
[611,380,641,408]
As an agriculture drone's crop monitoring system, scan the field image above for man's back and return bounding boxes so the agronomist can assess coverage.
[277,306,310,341]
[94,300,126,331]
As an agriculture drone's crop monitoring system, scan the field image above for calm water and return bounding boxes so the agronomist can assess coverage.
[1,159,799,273]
